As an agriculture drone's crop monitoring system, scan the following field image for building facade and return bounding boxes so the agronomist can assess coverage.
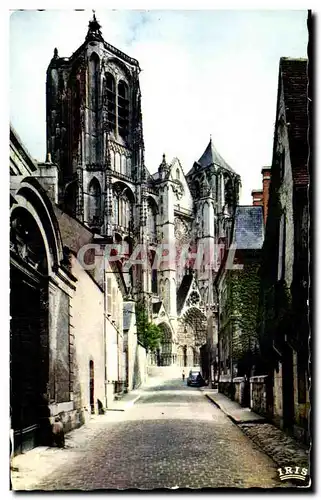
[258,58,309,443]
[44,14,241,366]
[10,127,129,453]
[215,205,265,396]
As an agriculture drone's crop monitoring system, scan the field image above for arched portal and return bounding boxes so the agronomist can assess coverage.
[179,306,207,370]
[89,360,95,414]
[181,307,207,347]
[158,323,172,366]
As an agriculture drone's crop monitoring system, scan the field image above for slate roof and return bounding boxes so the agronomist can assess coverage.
[232,206,264,250]
[280,58,308,187]
[53,205,93,253]
[187,138,238,176]
[176,274,193,314]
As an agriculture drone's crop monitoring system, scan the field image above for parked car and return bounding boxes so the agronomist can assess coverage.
[187,370,206,387]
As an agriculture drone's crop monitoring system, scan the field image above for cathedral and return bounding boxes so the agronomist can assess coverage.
[46,14,241,368]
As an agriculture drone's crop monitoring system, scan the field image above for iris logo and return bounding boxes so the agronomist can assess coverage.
[278,466,309,482]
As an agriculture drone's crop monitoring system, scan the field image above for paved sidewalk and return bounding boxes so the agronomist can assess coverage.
[105,376,166,411]
[202,389,265,423]
[202,389,310,481]
[11,377,163,489]
[106,390,141,411]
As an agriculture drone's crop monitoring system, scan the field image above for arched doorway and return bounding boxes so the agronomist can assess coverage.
[180,306,207,370]
[158,323,172,366]
[177,345,187,367]
[89,360,95,414]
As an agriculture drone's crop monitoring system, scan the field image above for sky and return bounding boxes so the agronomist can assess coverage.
[9,9,308,204]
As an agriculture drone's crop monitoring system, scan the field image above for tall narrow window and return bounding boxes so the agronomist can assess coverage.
[107,277,112,315]
[118,80,129,139]
[277,212,286,281]
[113,195,119,226]
[176,168,180,180]
[147,200,157,241]
[106,73,116,132]
[89,54,99,162]
[88,178,101,224]
[89,54,99,111]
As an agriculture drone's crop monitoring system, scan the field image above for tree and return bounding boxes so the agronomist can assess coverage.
[135,301,163,352]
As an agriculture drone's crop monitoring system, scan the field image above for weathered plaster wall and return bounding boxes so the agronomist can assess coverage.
[70,255,106,415]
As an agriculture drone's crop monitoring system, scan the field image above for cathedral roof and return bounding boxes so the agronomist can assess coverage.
[187,138,238,176]
[176,274,193,315]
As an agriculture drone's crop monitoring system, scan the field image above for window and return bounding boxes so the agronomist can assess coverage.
[90,53,99,111]
[118,80,129,139]
[147,200,157,240]
[277,212,286,281]
[152,269,158,294]
[113,196,119,226]
[106,73,116,132]
[112,286,116,319]
[107,278,112,315]
[88,178,101,224]
[176,168,180,180]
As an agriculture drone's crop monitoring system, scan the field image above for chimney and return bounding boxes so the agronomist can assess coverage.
[251,189,263,206]
[261,166,271,225]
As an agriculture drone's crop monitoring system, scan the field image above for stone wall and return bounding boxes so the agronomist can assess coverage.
[292,351,310,444]
[250,375,269,416]
[233,377,247,406]
[133,342,148,389]
[218,374,235,400]
[36,162,59,204]
[70,255,106,416]
[273,363,283,428]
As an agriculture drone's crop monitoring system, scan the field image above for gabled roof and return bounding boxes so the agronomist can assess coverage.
[176,274,193,315]
[187,138,238,176]
[280,58,308,187]
[232,206,264,250]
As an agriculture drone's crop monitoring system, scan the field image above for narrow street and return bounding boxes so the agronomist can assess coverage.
[13,378,284,490]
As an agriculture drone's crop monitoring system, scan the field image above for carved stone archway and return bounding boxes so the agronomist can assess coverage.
[158,322,173,366]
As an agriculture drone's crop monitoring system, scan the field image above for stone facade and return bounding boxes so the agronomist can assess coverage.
[258,58,309,443]
[10,126,131,454]
[250,375,269,416]
[10,144,77,452]
[69,255,106,416]
[216,206,264,383]
[123,301,147,391]
[43,14,242,368]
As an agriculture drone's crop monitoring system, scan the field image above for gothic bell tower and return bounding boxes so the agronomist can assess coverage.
[186,137,241,302]
[46,13,145,237]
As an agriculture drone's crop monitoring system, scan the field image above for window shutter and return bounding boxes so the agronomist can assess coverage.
[107,277,112,314]
[112,286,116,319]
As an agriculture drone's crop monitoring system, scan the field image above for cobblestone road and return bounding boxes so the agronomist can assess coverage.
[14,379,286,490]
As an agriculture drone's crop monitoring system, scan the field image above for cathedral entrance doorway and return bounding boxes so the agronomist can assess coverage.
[158,323,172,366]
